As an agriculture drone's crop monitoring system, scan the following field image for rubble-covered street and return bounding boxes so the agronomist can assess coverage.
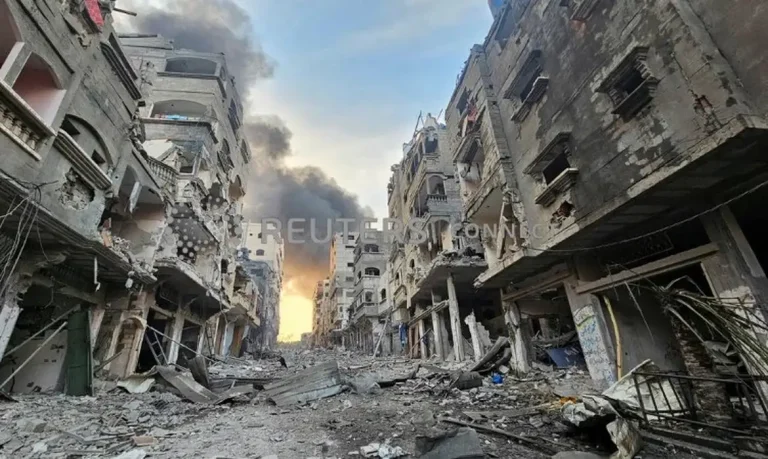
[1,347,713,459]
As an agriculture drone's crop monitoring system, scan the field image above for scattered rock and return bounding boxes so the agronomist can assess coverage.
[416,427,484,459]
[113,449,148,459]
[132,435,158,447]
[17,418,47,433]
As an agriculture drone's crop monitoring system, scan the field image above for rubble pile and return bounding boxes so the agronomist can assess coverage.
[0,348,753,458]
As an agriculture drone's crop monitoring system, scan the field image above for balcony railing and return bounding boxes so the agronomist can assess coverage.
[0,81,56,158]
[148,157,179,190]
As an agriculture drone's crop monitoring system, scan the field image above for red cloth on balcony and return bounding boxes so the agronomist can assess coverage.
[85,0,104,28]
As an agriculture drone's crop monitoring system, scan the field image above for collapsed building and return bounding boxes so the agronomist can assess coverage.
[438,0,768,405]
[311,278,330,346]
[320,232,359,346]
[0,0,267,396]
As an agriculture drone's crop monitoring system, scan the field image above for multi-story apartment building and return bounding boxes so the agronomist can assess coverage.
[384,114,498,361]
[0,2,258,395]
[444,0,768,389]
[326,232,358,343]
[240,222,284,351]
[344,230,391,353]
[311,278,330,345]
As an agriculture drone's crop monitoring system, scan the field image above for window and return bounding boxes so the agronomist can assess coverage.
[164,57,218,75]
[596,46,658,120]
[380,289,387,301]
[347,262,354,268]
[255,249,265,256]
[524,132,578,207]
[0,0,20,69]
[348,235,355,241]
[12,54,66,125]
[456,88,470,115]
[345,276,354,282]
[409,259,415,269]
[364,292,374,303]
[364,244,379,253]
[504,50,548,123]
[364,267,380,276]
[228,100,241,133]
[151,100,207,120]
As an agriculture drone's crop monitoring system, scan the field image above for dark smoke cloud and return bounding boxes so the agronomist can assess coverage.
[133,0,275,91]
[245,125,373,298]
[244,117,292,162]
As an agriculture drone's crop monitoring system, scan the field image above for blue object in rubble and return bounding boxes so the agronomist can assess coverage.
[491,373,504,385]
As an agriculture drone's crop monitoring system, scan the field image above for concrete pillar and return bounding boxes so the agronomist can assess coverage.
[167,314,185,364]
[418,316,428,359]
[439,313,451,360]
[564,276,618,390]
[465,312,483,362]
[502,293,530,373]
[196,323,206,355]
[0,303,21,362]
[446,274,465,362]
[430,291,444,360]
[90,305,106,351]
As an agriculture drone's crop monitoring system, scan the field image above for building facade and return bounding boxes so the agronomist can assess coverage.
[382,114,503,362]
[443,0,768,389]
[240,222,284,351]
[326,232,358,343]
[344,230,391,353]
[0,1,261,395]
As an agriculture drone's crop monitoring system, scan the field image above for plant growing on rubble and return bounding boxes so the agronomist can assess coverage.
[651,277,768,376]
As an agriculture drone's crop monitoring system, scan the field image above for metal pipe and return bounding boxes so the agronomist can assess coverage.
[4,307,77,358]
[145,325,217,364]
[0,322,67,391]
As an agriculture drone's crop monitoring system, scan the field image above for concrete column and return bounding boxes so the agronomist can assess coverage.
[502,292,530,373]
[439,313,451,360]
[446,274,465,362]
[465,312,483,362]
[196,324,206,355]
[89,305,106,351]
[418,316,428,359]
[167,314,185,364]
[430,291,444,360]
[0,303,21,362]
[563,276,618,390]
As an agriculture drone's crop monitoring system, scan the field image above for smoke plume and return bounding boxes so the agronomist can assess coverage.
[132,0,275,91]
[245,123,372,298]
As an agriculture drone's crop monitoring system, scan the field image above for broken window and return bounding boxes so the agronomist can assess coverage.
[596,46,658,120]
[524,132,578,207]
[228,100,241,133]
[151,100,207,121]
[12,54,66,125]
[364,244,379,253]
[456,88,470,115]
[60,116,113,173]
[164,57,217,75]
[364,291,374,303]
[504,50,548,123]
[364,267,380,276]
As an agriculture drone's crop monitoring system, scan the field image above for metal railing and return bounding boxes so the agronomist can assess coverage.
[632,370,768,434]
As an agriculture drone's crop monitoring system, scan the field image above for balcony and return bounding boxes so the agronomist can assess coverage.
[54,130,113,190]
[147,157,179,193]
[454,130,481,163]
[353,304,378,322]
[0,80,56,160]
[142,116,218,154]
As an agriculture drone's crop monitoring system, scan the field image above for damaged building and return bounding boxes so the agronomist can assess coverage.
[441,0,768,407]
[343,230,391,353]
[379,114,506,362]
[0,1,262,396]
[239,222,284,351]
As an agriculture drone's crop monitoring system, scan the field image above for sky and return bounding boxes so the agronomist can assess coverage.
[120,0,493,341]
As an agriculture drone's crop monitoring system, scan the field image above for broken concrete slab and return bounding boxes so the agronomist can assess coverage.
[415,427,484,459]
[263,361,343,406]
[155,366,218,404]
[449,371,483,390]
[606,418,642,459]
[113,449,148,459]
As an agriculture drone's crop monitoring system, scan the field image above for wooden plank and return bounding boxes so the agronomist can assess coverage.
[575,243,718,294]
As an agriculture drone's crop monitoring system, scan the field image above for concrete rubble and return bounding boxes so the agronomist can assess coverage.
[0,347,719,458]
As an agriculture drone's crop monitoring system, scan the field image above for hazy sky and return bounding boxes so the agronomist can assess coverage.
[121,0,493,341]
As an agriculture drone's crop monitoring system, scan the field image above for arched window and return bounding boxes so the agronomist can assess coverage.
[164,57,218,75]
[364,292,374,303]
[428,175,445,195]
[60,116,113,172]
[151,100,207,120]
[364,267,380,276]
[255,249,265,256]
[409,259,415,269]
